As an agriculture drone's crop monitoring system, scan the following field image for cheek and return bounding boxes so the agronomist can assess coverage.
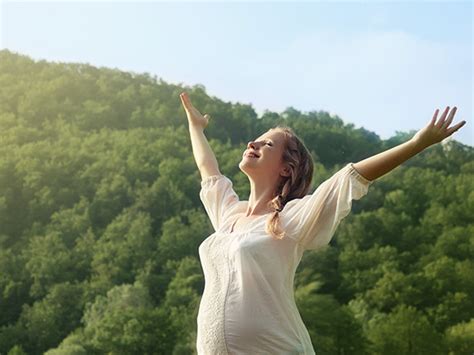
[265,152,283,169]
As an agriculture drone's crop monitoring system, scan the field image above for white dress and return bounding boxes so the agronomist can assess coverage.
[196,162,373,355]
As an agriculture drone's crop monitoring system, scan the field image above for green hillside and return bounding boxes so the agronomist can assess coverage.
[0,49,472,354]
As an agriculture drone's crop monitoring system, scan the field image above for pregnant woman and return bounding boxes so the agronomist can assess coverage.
[180,91,466,354]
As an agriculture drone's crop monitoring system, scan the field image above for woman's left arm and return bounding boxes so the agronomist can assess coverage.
[353,106,467,182]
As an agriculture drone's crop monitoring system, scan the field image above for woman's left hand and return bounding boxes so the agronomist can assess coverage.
[412,106,467,149]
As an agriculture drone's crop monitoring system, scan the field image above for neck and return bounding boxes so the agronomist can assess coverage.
[246,176,279,216]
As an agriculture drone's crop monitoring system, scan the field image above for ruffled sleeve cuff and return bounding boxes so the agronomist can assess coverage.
[201,174,226,189]
[348,162,374,186]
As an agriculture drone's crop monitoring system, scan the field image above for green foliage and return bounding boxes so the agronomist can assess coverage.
[0,49,473,354]
[89,209,155,293]
[295,281,369,354]
[7,345,27,355]
[80,282,175,354]
[444,319,474,355]
[43,328,89,355]
[15,282,84,353]
[158,208,210,261]
[366,304,446,354]
[163,256,203,354]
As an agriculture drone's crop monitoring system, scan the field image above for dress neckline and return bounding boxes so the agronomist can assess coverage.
[227,211,273,235]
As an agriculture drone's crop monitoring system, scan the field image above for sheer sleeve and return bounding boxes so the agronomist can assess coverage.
[199,174,240,232]
[281,163,373,251]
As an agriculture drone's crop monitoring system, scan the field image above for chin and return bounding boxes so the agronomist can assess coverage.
[239,161,252,174]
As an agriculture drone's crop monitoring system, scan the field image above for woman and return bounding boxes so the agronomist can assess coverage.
[180,91,466,354]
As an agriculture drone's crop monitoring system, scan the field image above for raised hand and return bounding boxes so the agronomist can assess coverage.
[412,106,467,149]
[180,91,211,129]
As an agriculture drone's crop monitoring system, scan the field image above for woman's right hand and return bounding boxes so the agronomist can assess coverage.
[180,92,210,129]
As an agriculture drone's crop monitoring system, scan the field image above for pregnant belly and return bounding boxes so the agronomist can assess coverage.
[225,312,304,353]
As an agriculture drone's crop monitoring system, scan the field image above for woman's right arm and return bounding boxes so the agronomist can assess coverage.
[180,92,221,180]
[188,123,221,179]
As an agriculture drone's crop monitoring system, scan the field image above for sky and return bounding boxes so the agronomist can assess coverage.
[1,0,472,147]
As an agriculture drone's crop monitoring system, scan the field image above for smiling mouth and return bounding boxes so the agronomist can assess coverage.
[246,153,260,158]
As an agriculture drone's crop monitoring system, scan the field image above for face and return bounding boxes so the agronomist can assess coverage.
[239,129,290,179]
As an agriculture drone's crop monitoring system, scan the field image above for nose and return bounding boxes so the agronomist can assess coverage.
[247,141,260,150]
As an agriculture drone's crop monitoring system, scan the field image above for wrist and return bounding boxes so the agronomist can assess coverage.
[188,122,205,132]
[410,137,430,152]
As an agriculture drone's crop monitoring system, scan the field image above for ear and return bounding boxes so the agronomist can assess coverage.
[280,165,291,177]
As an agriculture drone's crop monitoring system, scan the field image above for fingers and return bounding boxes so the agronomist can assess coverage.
[180,92,193,110]
[430,109,439,126]
[436,106,451,128]
[441,107,457,130]
[446,120,466,136]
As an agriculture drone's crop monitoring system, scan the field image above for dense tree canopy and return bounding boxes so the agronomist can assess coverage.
[0,49,472,354]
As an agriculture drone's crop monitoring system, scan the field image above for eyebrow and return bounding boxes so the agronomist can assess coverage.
[253,135,277,144]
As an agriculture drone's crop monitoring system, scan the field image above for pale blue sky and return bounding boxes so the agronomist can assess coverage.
[1,0,472,146]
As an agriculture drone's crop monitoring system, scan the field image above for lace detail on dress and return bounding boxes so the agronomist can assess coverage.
[196,233,231,354]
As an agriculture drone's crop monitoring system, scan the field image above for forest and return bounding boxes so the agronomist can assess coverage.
[0,49,473,354]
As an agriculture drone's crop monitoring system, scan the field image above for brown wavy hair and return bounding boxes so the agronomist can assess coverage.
[264,126,314,240]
